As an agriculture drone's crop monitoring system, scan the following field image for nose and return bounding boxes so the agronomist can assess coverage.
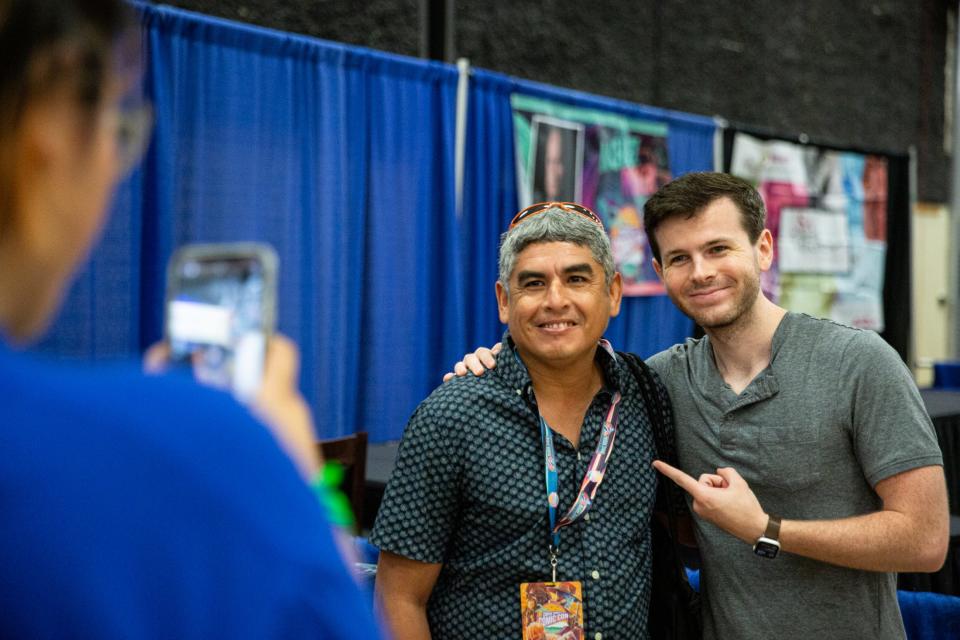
[543,279,570,309]
[689,255,716,284]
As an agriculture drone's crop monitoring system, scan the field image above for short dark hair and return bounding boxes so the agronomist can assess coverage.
[643,172,767,262]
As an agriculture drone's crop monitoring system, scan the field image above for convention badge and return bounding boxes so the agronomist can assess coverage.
[520,581,584,640]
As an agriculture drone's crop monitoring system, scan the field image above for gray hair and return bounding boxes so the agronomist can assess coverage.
[498,208,615,294]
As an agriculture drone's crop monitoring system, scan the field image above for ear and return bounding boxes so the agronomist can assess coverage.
[652,258,664,281]
[756,229,774,272]
[495,281,510,324]
[608,272,623,318]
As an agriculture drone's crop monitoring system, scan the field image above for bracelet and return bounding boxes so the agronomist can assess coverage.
[310,462,356,530]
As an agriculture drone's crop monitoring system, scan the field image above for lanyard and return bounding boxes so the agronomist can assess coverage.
[511,339,623,580]
[540,386,622,580]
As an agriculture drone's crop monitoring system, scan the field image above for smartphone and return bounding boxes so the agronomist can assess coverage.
[165,243,278,403]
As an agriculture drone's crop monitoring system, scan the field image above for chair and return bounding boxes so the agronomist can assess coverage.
[318,432,368,530]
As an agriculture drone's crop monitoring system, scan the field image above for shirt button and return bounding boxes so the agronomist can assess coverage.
[584,513,590,522]
[591,570,600,580]
[595,633,602,640]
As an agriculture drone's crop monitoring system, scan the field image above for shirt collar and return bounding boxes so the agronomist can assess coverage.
[495,330,624,396]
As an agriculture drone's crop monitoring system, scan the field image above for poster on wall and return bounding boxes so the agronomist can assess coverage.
[529,115,585,203]
[511,94,672,296]
[778,208,850,273]
[730,132,888,330]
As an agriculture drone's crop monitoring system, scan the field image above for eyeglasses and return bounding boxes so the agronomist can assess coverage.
[509,201,605,230]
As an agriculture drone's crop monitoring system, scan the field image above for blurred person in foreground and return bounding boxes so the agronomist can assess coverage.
[0,1,380,637]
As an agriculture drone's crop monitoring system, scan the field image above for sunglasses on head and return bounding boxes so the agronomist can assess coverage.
[508,202,605,230]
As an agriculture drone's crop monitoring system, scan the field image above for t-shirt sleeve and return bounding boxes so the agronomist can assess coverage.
[844,330,943,486]
[370,396,462,564]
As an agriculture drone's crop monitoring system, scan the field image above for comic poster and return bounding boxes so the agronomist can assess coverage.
[730,133,887,330]
[511,94,672,296]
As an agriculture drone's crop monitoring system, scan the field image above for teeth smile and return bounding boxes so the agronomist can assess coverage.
[540,321,575,329]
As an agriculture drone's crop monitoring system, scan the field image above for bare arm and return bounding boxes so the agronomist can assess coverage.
[654,461,949,573]
[780,465,948,572]
[375,551,443,640]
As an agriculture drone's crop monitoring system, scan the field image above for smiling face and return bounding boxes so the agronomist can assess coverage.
[652,197,772,330]
[497,241,622,370]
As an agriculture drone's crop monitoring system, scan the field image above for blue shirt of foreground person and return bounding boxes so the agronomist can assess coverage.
[0,1,381,637]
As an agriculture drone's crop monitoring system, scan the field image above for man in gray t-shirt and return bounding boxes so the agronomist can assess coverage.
[451,173,949,639]
[644,172,947,639]
[648,313,941,638]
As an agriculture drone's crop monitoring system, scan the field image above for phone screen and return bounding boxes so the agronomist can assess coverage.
[167,254,269,402]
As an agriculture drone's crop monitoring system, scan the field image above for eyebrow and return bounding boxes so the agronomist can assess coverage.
[515,263,596,282]
[662,237,736,260]
[563,263,596,275]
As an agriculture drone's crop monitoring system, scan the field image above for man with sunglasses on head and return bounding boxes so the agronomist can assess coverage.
[372,203,667,639]
[451,172,949,640]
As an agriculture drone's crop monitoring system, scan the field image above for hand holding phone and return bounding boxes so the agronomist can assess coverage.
[158,243,319,479]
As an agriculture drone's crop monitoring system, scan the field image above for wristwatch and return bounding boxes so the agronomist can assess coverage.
[753,515,781,559]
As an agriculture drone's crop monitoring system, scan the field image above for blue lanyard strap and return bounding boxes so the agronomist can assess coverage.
[541,388,622,553]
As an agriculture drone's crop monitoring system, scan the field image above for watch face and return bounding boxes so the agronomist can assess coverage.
[753,540,780,559]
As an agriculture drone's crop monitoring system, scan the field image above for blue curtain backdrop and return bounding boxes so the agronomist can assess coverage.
[35,4,714,442]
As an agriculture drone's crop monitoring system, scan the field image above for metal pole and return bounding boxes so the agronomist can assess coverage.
[454,58,471,219]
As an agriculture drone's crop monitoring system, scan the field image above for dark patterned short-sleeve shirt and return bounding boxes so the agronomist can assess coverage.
[371,334,662,639]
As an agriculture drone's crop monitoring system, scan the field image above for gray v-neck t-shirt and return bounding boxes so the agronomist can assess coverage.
[647,312,942,640]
